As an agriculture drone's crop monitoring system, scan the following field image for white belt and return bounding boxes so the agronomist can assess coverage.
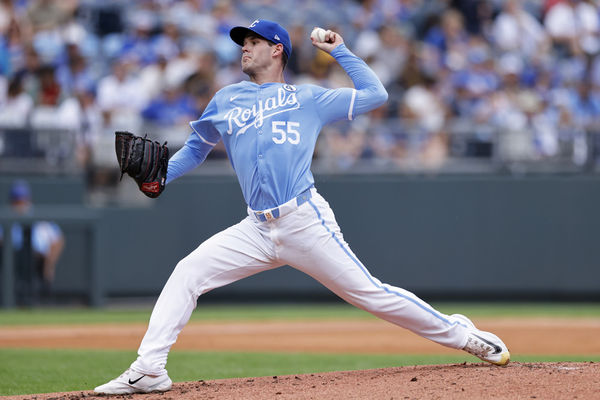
[248,187,314,222]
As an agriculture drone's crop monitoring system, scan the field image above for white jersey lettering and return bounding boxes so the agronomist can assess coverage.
[224,88,299,136]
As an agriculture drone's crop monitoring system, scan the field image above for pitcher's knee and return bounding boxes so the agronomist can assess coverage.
[168,257,203,292]
[172,257,194,276]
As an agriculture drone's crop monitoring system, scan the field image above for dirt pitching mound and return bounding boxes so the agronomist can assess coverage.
[6,362,599,400]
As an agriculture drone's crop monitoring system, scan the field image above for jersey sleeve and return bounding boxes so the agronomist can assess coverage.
[166,97,222,184]
[316,44,388,124]
[166,133,217,184]
[189,97,221,146]
[310,85,357,125]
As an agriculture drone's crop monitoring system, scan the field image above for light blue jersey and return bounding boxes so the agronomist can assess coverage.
[167,44,387,210]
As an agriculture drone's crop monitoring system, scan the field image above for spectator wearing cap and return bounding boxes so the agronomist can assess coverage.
[0,180,65,305]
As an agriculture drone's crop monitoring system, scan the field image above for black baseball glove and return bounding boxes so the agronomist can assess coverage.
[115,131,169,198]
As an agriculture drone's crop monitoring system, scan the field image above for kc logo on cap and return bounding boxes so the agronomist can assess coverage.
[230,19,293,58]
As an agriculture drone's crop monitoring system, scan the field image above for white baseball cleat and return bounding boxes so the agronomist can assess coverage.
[452,314,510,366]
[94,368,172,394]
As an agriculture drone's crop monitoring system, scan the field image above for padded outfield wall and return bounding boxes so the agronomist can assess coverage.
[1,174,599,303]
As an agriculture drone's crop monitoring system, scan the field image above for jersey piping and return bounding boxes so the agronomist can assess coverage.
[189,122,218,146]
[348,89,356,121]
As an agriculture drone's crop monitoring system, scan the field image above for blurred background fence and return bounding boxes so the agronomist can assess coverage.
[1,171,599,307]
[2,121,600,176]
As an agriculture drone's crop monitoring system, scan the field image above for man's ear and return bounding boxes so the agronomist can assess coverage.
[272,43,284,58]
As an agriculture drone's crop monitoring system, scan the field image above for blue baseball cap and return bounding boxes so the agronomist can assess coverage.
[10,179,31,202]
[230,19,292,59]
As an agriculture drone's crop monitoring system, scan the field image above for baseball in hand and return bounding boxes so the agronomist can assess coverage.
[311,27,327,43]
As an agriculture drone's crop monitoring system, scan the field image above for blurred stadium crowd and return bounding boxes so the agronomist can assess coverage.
[0,0,599,181]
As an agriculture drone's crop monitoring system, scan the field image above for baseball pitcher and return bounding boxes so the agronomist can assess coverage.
[95,19,509,395]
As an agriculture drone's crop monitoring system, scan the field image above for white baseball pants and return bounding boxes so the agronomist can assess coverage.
[131,188,469,375]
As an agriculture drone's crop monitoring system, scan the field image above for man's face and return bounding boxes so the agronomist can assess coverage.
[241,34,275,75]
[11,199,31,215]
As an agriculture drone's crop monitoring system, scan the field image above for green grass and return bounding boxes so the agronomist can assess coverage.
[0,303,369,325]
[0,302,598,325]
[1,348,599,396]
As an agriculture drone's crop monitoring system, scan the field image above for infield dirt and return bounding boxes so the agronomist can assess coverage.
[3,362,600,399]
[1,317,599,354]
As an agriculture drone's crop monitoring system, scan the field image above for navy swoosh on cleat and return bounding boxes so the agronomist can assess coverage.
[128,375,145,385]
[472,334,502,354]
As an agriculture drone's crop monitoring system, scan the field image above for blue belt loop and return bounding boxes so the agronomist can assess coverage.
[296,186,312,206]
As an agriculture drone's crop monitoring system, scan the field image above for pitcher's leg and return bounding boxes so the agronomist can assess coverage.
[131,218,278,375]
[283,194,468,349]
[314,259,468,349]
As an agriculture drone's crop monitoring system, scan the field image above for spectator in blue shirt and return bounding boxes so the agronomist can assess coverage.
[0,180,65,305]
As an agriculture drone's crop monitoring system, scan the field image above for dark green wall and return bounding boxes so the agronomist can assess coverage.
[2,174,599,302]
[314,175,599,299]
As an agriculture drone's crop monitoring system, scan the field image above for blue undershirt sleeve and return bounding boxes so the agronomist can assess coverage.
[331,43,388,117]
[166,133,217,184]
